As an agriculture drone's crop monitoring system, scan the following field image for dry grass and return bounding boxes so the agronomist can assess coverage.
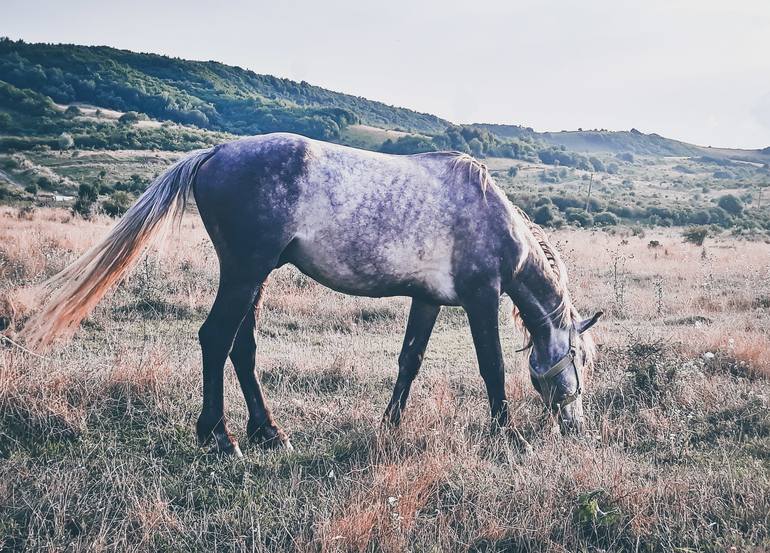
[1,207,769,552]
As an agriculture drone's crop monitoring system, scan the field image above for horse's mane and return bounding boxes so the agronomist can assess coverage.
[509,206,597,368]
[427,150,595,368]
[422,151,493,195]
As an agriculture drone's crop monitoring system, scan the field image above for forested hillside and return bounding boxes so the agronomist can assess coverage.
[1,38,767,169]
[0,39,448,139]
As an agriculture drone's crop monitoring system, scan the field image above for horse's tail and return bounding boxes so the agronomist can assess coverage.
[21,147,218,349]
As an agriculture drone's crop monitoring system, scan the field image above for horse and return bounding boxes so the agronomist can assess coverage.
[22,132,601,456]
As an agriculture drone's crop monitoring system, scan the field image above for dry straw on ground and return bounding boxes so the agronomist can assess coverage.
[1,207,768,551]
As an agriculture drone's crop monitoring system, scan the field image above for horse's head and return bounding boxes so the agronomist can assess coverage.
[527,311,602,435]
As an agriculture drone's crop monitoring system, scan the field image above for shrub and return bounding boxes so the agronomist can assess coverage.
[594,211,619,226]
[607,162,619,174]
[64,105,82,118]
[102,191,133,217]
[72,183,99,219]
[58,132,74,150]
[118,111,141,125]
[36,176,54,190]
[717,194,743,215]
[507,166,519,178]
[0,112,12,131]
[589,156,605,172]
[565,208,593,227]
[533,204,556,226]
[683,226,708,246]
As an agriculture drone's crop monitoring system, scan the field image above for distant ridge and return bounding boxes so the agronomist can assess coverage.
[474,124,770,163]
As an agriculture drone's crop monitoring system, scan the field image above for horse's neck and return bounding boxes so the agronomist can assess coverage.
[507,254,571,340]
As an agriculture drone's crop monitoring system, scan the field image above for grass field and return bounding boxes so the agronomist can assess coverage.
[1,205,768,551]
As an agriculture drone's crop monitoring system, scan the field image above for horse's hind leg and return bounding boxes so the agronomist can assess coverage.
[196,262,274,456]
[383,299,441,426]
[229,281,292,450]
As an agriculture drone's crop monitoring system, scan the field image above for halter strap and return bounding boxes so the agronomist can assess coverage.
[529,327,582,409]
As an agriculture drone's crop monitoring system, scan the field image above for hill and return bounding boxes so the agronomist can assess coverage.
[0,38,449,140]
[476,123,770,164]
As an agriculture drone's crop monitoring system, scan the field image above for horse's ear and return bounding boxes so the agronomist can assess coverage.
[577,311,603,334]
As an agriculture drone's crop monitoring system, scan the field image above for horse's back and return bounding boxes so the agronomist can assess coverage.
[195,133,514,304]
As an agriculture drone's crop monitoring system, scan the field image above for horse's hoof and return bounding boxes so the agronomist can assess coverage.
[206,440,243,457]
[231,442,244,458]
[248,422,293,451]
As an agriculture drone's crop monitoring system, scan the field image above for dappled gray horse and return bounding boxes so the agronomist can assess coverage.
[23,133,601,455]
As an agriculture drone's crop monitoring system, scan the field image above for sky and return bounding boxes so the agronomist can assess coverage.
[4,0,770,149]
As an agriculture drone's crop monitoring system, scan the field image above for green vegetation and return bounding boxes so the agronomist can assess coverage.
[0,38,448,140]
[1,39,768,236]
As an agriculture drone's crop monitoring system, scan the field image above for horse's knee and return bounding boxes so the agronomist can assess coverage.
[397,350,423,378]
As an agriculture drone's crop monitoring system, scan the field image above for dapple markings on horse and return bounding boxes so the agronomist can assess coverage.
[22,133,601,456]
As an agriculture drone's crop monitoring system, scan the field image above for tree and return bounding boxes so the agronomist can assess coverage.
[717,194,743,215]
[533,204,555,226]
[683,226,708,246]
[118,111,141,125]
[589,156,605,172]
[565,208,593,227]
[58,132,74,150]
[73,182,99,219]
[594,211,619,226]
[0,112,12,131]
[102,191,133,217]
[468,138,483,158]
[64,105,82,118]
[37,176,54,190]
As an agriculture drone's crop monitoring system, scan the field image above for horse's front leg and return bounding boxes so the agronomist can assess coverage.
[464,289,509,431]
[382,299,441,426]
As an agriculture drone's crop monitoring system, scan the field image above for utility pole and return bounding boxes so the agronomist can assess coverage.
[584,173,594,212]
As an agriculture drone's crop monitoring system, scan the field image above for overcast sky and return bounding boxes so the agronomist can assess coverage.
[4,0,770,149]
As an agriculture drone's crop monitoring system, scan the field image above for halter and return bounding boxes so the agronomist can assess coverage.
[529,327,582,410]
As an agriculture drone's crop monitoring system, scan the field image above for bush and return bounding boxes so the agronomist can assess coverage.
[533,204,556,226]
[594,211,619,226]
[0,112,12,131]
[58,132,74,150]
[607,162,619,174]
[507,166,519,178]
[64,105,82,118]
[718,194,743,215]
[565,208,593,227]
[102,191,133,217]
[379,135,437,155]
[24,182,38,195]
[36,176,54,190]
[683,226,708,246]
[589,156,605,172]
[118,111,141,125]
[72,182,99,219]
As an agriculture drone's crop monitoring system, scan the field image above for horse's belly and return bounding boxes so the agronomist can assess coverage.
[288,232,458,304]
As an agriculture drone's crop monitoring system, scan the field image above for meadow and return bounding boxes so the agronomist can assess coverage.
[1,205,768,552]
